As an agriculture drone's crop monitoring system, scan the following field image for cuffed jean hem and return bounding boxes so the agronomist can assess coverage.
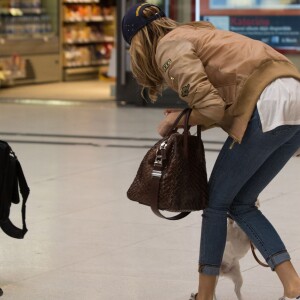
[267,250,291,271]
[198,264,220,276]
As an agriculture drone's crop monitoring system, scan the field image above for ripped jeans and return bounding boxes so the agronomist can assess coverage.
[199,109,300,275]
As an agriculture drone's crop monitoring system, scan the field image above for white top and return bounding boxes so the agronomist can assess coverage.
[257,77,300,132]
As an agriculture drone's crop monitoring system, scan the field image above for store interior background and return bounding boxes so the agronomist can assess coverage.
[0,0,117,102]
[0,0,300,103]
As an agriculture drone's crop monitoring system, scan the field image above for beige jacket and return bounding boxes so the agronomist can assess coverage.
[155,22,300,143]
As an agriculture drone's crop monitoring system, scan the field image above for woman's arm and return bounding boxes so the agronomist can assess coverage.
[155,39,225,128]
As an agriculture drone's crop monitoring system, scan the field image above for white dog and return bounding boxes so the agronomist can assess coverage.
[190,203,261,300]
[190,218,251,300]
[217,218,251,300]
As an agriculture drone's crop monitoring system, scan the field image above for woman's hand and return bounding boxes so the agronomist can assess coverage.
[157,109,183,137]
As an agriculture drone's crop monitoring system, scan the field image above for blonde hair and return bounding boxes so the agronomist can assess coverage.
[129,6,178,102]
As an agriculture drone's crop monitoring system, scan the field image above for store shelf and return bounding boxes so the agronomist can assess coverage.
[64,59,109,68]
[64,36,114,44]
[0,8,45,15]
[63,0,100,3]
[61,0,116,81]
[63,62,110,81]
[0,36,59,56]
[2,34,56,42]
[63,16,114,23]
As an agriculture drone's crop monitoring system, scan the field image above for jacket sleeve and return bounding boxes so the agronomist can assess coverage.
[155,39,225,127]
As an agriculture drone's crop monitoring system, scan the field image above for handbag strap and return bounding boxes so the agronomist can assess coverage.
[150,174,190,220]
[183,109,192,158]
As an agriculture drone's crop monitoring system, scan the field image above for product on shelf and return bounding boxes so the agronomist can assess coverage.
[102,20,114,37]
[64,24,100,43]
[102,5,114,17]
[96,43,113,60]
[0,0,54,39]
[1,15,52,38]
[64,4,102,22]
[0,54,26,82]
[64,42,113,67]
[64,46,91,67]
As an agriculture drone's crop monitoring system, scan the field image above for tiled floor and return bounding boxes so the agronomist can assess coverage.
[0,101,299,300]
[0,80,114,102]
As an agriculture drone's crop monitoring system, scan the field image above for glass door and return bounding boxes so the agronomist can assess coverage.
[116,0,197,107]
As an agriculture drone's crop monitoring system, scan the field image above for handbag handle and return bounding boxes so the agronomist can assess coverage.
[166,108,201,137]
[183,108,192,158]
[166,108,201,159]
[166,108,191,136]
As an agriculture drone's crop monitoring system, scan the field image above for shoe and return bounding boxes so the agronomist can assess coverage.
[189,293,197,300]
[279,297,300,300]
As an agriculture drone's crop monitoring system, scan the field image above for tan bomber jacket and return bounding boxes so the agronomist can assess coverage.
[155,22,300,143]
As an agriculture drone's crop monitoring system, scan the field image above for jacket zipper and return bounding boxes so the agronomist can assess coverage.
[229,134,240,149]
[229,140,236,149]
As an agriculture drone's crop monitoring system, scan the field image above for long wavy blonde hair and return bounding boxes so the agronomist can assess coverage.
[129,6,178,102]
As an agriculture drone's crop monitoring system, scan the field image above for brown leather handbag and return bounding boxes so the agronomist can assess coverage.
[127,108,209,220]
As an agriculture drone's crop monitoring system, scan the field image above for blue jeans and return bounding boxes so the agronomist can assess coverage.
[199,109,300,275]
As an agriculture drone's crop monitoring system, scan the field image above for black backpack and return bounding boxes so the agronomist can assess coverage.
[0,141,29,239]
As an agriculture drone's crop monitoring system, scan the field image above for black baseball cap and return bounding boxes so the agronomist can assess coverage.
[122,2,166,45]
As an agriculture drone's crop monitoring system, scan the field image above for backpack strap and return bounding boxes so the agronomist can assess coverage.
[0,160,29,239]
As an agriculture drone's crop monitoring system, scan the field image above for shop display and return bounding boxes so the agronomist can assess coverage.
[62,1,116,80]
[0,0,59,86]
[0,1,54,39]
[0,15,53,38]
